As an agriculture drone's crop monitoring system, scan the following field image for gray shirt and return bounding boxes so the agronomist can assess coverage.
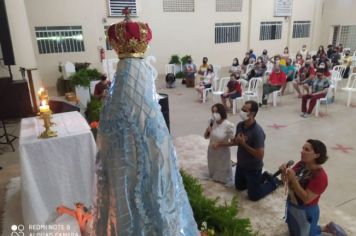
[235,121,265,171]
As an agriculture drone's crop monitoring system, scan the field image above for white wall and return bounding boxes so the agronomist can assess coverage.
[6,0,342,89]
[319,0,356,48]
[24,0,107,87]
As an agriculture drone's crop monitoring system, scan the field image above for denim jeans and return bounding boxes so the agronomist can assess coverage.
[286,201,322,236]
[235,165,277,201]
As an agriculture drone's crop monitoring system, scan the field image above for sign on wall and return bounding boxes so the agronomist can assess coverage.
[274,0,293,17]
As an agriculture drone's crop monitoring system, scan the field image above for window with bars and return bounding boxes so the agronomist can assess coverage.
[216,0,242,12]
[292,21,311,38]
[332,26,340,46]
[339,25,356,51]
[35,26,85,54]
[163,0,194,12]
[108,0,137,17]
[215,22,241,44]
[259,21,282,41]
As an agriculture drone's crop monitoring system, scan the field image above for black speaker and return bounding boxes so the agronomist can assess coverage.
[0,0,15,65]
[49,100,80,114]
[0,77,33,120]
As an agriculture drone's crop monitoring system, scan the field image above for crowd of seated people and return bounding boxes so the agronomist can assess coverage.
[179,43,353,116]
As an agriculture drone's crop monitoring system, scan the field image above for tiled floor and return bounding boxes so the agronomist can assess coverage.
[155,75,356,220]
[0,72,356,234]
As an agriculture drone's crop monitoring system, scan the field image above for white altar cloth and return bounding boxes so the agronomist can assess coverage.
[19,111,97,226]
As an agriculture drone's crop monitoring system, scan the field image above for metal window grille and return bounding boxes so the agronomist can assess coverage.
[104,26,112,50]
[332,26,340,46]
[215,22,241,44]
[292,21,311,38]
[216,0,242,12]
[108,0,137,17]
[259,21,282,41]
[35,26,85,54]
[339,25,356,51]
[163,0,194,12]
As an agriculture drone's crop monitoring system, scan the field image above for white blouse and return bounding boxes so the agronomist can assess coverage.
[209,119,235,143]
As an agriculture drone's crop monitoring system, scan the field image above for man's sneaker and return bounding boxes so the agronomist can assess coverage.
[300,112,306,117]
[303,113,310,118]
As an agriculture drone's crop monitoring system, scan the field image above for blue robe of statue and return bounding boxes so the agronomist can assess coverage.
[93,58,199,236]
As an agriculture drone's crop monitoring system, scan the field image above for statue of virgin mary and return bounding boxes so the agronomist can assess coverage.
[93,9,199,236]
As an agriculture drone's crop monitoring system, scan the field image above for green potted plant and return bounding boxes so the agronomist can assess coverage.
[181,55,192,66]
[169,55,180,64]
[70,68,101,108]
[169,54,182,74]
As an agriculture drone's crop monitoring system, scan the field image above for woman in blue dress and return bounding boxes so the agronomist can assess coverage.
[93,10,199,236]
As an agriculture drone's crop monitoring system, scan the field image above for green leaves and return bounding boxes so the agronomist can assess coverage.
[70,69,101,87]
[180,170,254,236]
[86,96,102,123]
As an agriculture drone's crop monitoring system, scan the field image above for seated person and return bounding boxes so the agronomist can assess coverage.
[229,58,241,75]
[249,49,256,61]
[260,49,269,65]
[330,46,341,67]
[247,57,266,81]
[295,53,304,66]
[241,52,251,73]
[318,53,331,71]
[298,44,309,60]
[280,47,289,66]
[271,55,281,66]
[184,57,197,88]
[281,58,296,95]
[260,65,286,106]
[300,67,331,118]
[342,50,352,78]
[197,57,209,76]
[195,64,214,101]
[94,74,111,99]
[221,73,242,111]
[326,44,333,59]
[293,61,315,98]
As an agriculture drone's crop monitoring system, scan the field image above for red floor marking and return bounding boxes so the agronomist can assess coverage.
[331,144,353,154]
[268,123,287,130]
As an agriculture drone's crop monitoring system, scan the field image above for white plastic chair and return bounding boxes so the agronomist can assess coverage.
[310,50,317,56]
[202,87,212,103]
[243,77,262,102]
[232,79,248,114]
[341,73,356,107]
[213,65,221,79]
[333,65,347,78]
[272,87,283,107]
[242,64,254,80]
[331,70,342,91]
[266,62,274,74]
[315,84,335,117]
[212,77,230,102]
[165,64,175,75]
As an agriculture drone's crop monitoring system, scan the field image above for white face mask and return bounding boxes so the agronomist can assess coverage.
[212,112,221,121]
[239,110,249,121]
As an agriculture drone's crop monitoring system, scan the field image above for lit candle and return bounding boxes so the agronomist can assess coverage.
[39,100,50,113]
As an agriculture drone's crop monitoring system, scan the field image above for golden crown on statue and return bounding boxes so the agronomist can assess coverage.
[106,7,152,59]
